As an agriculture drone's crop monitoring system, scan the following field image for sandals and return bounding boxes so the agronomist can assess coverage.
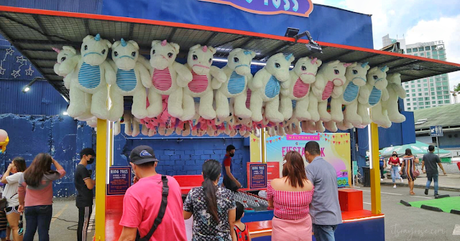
[410,192,415,195]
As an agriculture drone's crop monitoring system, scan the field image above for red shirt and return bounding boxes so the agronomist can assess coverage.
[222,154,232,178]
[388,156,400,166]
[234,224,250,241]
[119,175,186,241]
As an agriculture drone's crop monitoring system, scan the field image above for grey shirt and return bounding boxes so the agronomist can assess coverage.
[422,152,441,175]
[306,156,342,225]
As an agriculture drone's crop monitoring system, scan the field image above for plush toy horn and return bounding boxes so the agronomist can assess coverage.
[343,63,352,67]
[202,46,208,52]
[243,50,251,55]
[361,62,369,68]
[381,66,388,72]
[121,38,127,47]
[285,53,293,61]
[52,47,60,53]
[311,57,317,64]
[94,34,101,41]
[161,40,167,46]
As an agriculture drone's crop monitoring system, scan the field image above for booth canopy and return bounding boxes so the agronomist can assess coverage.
[0,6,459,101]
[380,141,451,158]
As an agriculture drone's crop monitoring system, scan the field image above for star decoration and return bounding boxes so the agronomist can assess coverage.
[5,47,14,56]
[0,66,5,75]
[16,56,27,65]
[25,66,34,76]
[11,69,20,78]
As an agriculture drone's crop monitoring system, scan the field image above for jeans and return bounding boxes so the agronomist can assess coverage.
[380,164,384,178]
[312,224,337,241]
[426,173,439,195]
[77,206,93,241]
[391,166,400,183]
[24,205,53,241]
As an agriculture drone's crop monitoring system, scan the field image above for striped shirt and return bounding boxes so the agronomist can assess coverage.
[152,68,172,91]
[78,62,101,89]
[0,210,6,230]
[267,182,314,220]
[116,69,137,92]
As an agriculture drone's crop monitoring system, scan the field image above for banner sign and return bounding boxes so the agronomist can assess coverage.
[199,0,314,17]
[107,167,131,195]
[266,162,280,184]
[266,133,351,188]
[247,163,268,189]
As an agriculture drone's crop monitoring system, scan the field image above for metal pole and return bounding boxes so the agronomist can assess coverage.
[95,118,107,241]
[436,136,440,156]
[369,122,382,215]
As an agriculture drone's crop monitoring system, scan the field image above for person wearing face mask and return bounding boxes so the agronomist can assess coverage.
[222,145,242,192]
[388,151,403,188]
[74,148,96,241]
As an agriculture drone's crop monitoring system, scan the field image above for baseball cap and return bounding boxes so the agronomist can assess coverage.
[129,145,159,165]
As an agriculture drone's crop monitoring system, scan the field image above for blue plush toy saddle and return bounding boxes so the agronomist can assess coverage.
[368,86,382,106]
[78,62,101,89]
[265,75,281,99]
[227,71,246,95]
[343,82,359,103]
[116,69,137,92]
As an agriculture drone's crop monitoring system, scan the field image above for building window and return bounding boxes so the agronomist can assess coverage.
[417,88,422,92]
[431,46,437,50]
[431,92,435,95]
[432,101,436,104]
[411,85,415,88]
[407,103,411,106]
[413,48,418,52]
[417,84,421,87]
[419,47,424,51]
[407,49,412,53]
[444,95,450,99]
[431,96,435,99]
[413,107,417,110]
[445,100,450,104]
[438,101,443,104]
[420,53,424,56]
[425,46,430,51]
[418,93,422,96]
[418,98,423,101]
[423,84,428,87]
[407,107,411,110]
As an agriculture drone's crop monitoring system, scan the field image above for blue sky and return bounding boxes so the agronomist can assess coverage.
[313,0,460,94]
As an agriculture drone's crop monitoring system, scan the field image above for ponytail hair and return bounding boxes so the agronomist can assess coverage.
[202,159,221,222]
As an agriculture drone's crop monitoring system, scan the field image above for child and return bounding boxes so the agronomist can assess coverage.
[234,202,251,241]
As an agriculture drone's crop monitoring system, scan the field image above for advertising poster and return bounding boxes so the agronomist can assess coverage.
[247,163,267,189]
[266,133,351,187]
[107,167,131,195]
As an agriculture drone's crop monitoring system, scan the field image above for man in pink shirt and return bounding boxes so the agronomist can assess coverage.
[118,145,186,241]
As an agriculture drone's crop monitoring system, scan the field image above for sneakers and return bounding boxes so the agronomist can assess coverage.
[424,189,428,195]
[381,179,384,181]
[393,185,396,188]
[400,178,403,183]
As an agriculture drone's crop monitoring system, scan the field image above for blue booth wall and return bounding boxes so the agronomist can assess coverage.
[0,0,374,48]
[112,127,250,186]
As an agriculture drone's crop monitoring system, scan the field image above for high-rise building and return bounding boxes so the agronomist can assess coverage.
[381,36,451,111]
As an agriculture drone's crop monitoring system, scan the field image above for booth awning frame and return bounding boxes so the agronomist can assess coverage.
[1,6,460,101]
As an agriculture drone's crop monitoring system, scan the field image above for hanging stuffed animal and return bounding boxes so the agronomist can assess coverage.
[309,60,348,123]
[359,66,390,126]
[280,57,322,121]
[382,73,406,125]
[65,34,115,120]
[109,39,150,121]
[122,110,141,137]
[53,46,95,123]
[250,53,294,123]
[147,40,193,119]
[181,44,226,120]
[213,48,255,119]
[340,62,370,127]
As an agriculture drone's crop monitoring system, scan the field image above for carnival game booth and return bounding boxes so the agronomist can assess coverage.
[1,1,460,240]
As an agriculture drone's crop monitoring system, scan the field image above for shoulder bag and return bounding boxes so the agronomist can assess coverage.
[135,175,169,241]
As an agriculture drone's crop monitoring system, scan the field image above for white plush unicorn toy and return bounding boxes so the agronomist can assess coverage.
[280,57,322,121]
[339,62,370,128]
[147,40,193,119]
[250,53,294,123]
[109,39,150,121]
[65,34,115,120]
[213,48,255,119]
[358,66,390,126]
[309,60,348,123]
[181,44,226,120]
[382,72,406,126]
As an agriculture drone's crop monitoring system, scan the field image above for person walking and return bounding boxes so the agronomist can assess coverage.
[18,154,66,241]
[387,151,402,188]
[222,145,242,192]
[267,151,314,241]
[421,145,447,197]
[400,149,419,195]
[304,141,341,241]
[379,152,385,181]
[74,148,96,241]
[1,157,27,241]
[183,159,237,241]
[118,145,186,241]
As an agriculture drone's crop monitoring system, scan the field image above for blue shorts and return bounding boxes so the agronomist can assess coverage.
[0,229,6,238]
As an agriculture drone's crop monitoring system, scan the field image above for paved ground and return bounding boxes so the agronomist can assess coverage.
[381,172,460,192]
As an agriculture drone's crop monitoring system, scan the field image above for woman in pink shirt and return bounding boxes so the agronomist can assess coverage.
[267,151,314,241]
[18,153,66,241]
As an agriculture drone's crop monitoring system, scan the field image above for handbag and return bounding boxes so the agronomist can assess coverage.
[135,175,169,241]
[0,197,7,210]
[413,169,420,178]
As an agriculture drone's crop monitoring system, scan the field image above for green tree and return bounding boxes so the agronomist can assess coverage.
[455,84,460,92]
